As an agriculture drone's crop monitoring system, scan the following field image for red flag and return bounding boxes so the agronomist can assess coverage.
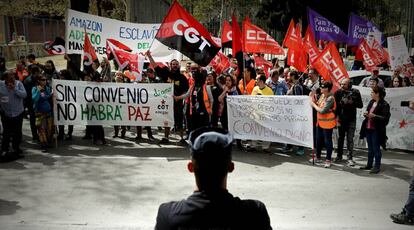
[221,20,232,48]
[231,15,243,57]
[231,15,244,80]
[303,25,320,64]
[209,52,231,74]
[108,43,144,81]
[154,0,220,66]
[253,55,272,77]
[312,42,349,90]
[106,38,132,59]
[357,38,381,72]
[370,39,389,64]
[83,29,98,66]
[283,19,301,51]
[287,49,307,72]
[243,19,284,55]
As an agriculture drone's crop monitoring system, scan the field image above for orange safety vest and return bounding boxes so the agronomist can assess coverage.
[189,84,212,115]
[316,95,337,129]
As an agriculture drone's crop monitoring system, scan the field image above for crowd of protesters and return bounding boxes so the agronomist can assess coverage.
[0,51,412,173]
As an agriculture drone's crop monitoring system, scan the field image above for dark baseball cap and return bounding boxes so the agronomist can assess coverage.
[188,127,233,160]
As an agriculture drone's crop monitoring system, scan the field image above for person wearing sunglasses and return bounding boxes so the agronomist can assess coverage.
[32,75,53,152]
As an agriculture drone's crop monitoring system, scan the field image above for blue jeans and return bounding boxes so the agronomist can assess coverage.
[316,126,333,160]
[404,173,414,217]
[365,129,382,169]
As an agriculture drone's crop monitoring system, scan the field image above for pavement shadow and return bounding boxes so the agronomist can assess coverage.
[0,199,21,216]
[232,143,413,182]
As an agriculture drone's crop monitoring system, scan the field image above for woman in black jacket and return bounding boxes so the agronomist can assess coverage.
[359,86,391,174]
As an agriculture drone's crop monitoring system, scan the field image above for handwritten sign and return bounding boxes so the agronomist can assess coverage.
[387,35,411,70]
[353,86,414,151]
[52,80,174,127]
[227,96,314,148]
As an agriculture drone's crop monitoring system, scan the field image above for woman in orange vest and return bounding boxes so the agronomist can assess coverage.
[310,81,336,168]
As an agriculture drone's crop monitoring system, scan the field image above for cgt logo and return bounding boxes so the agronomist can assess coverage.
[172,19,212,51]
[158,99,169,110]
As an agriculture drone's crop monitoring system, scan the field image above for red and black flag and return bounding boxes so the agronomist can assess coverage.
[221,20,232,48]
[106,38,132,60]
[154,0,220,66]
[83,29,98,66]
[231,15,244,81]
[43,37,65,55]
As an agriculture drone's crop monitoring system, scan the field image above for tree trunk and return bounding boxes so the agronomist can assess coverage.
[68,0,90,80]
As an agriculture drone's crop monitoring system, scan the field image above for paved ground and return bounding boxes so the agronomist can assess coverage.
[0,120,413,229]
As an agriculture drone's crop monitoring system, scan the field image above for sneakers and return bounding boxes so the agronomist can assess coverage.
[347,159,355,167]
[309,158,323,164]
[159,138,170,144]
[295,148,305,156]
[177,139,188,146]
[333,156,343,163]
[324,160,331,168]
[281,146,292,153]
[390,210,414,225]
[360,166,372,170]
[369,168,380,174]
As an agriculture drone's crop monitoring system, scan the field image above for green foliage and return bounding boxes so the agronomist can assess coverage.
[0,0,69,17]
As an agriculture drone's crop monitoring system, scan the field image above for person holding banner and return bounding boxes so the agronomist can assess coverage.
[146,51,189,145]
[238,66,256,95]
[32,74,53,152]
[309,81,336,168]
[248,74,274,153]
[359,86,390,174]
[155,127,272,229]
[218,75,240,131]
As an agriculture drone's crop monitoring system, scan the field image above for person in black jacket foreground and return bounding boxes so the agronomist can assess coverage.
[155,127,272,230]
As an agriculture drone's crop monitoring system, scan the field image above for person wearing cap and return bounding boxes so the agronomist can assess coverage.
[309,81,336,168]
[155,127,272,229]
[359,69,384,88]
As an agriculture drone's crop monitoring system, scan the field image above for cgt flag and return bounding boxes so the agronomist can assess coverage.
[154,0,220,66]
[243,19,284,55]
[312,42,349,90]
[83,28,98,66]
[43,37,65,55]
[221,20,232,48]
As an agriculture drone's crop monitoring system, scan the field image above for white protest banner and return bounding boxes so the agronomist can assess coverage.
[353,86,414,151]
[52,80,174,127]
[65,9,181,62]
[387,35,411,70]
[227,95,314,148]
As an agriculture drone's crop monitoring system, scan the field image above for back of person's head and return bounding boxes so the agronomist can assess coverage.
[29,65,42,76]
[59,69,71,80]
[188,127,234,192]
[27,54,36,61]
[290,71,299,81]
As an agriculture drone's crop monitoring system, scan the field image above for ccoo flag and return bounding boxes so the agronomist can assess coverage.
[154,0,220,66]
[308,7,347,43]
